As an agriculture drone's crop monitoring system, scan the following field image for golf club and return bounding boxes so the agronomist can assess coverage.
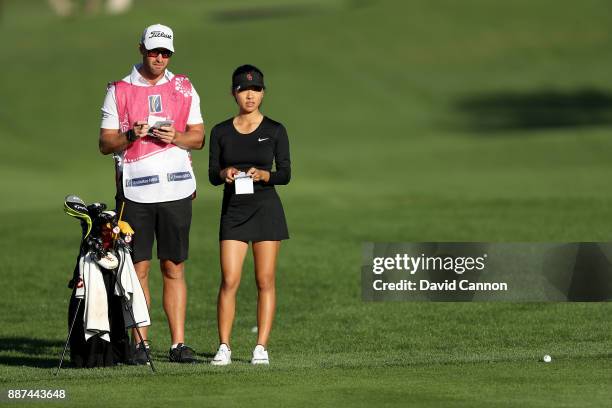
[57,195,89,375]
[113,247,156,373]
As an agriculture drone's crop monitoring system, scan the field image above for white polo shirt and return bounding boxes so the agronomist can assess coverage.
[100,64,203,129]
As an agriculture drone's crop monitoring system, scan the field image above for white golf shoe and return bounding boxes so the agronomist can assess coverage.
[211,343,231,366]
[251,344,269,365]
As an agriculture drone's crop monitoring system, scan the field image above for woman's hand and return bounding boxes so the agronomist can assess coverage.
[247,167,270,183]
[220,167,240,183]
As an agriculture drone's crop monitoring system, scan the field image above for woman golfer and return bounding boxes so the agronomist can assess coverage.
[208,65,291,365]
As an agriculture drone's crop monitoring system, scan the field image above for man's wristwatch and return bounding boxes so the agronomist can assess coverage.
[126,129,137,142]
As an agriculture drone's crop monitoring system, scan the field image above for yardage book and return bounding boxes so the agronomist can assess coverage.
[235,172,254,195]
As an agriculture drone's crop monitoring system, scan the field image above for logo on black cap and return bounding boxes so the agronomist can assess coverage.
[232,66,265,91]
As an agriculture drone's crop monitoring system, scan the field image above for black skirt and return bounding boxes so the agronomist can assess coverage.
[219,188,289,241]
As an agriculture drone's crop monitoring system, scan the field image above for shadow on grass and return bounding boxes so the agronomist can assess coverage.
[0,339,253,368]
[210,0,375,22]
[0,337,63,368]
[196,352,251,364]
[211,4,325,22]
[454,89,612,131]
[141,351,251,365]
[0,355,58,368]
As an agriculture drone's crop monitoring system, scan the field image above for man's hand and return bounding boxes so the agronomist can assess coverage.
[162,123,204,150]
[100,122,204,155]
[133,121,149,138]
[247,167,270,183]
[220,167,240,183]
[152,125,176,144]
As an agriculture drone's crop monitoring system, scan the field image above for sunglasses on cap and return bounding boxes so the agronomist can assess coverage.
[146,48,173,58]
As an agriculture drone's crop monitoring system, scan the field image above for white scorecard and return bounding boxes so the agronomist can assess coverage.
[235,172,254,195]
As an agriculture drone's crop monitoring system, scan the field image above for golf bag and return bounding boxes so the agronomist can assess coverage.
[61,196,150,369]
[67,259,131,367]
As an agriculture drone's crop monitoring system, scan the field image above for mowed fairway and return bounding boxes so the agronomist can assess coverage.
[1,0,611,406]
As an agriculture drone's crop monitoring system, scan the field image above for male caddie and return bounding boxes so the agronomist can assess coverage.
[99,24,204,364]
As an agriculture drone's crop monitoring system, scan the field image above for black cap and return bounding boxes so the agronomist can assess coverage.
[232,65,265,92]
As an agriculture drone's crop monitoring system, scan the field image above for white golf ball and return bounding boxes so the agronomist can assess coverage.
[543,354,552,363]
[251,326,258,333]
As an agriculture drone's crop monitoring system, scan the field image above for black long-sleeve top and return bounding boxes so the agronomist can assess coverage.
[208,116,291,194]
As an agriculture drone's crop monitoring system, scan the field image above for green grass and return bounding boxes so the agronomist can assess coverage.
[1,0,611,406]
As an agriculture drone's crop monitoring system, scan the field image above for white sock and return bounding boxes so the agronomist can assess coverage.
[171,343,179,349]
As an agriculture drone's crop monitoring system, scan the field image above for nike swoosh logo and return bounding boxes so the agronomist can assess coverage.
[258,138,269,142]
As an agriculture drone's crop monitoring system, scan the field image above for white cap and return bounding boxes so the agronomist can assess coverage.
[140,24,174,52]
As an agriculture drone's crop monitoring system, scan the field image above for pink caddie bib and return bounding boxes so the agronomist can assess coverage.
[113,75,196,203]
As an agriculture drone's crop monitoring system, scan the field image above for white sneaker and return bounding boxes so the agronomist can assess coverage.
[251,344,269,365]
[211,343,231,366]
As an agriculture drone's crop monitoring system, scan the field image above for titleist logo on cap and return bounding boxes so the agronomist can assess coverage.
[148,30,172,39]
